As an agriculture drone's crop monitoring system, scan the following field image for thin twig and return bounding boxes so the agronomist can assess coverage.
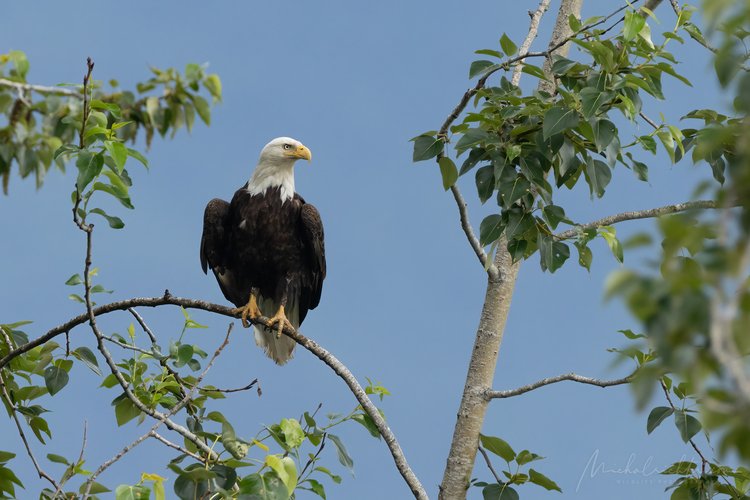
[486,370,636,399]
[0,372,59,489]
[639,111,660,130]
[477,445,505,484]
[659,379,709,471]
[151,432,205,462]
[200,379,259,394]
[554,200,724,240]
[450,184,493,276]
[78,58,94,150]
[128,308,157,343]
[298,433,326,480]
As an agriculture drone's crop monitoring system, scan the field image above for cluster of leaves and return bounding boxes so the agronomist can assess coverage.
[0,51,220,194]
[3,303,387,499]
[471,434,560,500]
[412,6,731,275]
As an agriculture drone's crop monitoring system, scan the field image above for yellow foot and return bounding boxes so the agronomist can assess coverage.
[266,305,292,339]
[233,295,260,328]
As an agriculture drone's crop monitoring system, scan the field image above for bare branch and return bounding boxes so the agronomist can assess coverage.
[0,371,59,489]
[477,445,505,484]
[512,0,553,86]
[450,184,495,277]
[150,432,206,463]
[199,379,260,394]
[639,111,660,130]
[486,371,636,399]
[0,78,83,99]
[554,200,724,240]
[129,308,157,343]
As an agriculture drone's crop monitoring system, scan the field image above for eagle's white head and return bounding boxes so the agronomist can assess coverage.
[247,137,312,203]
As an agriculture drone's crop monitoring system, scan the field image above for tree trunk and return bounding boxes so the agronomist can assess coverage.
[437,2,583,499]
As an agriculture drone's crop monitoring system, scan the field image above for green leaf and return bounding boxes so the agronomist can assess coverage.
[411,135,443,162]
[69,294,84,303]
[173,344,194,368]
[78,481,112,495]
[65,274,83,286]
[623,10,646,41]
[475,165,494,204]
[542,205,565,230]
[497,176,531,208]
[469,60,503,79]
[507,239,527,264]
[515,450,544,466]
[580,88,616,120]
[238,472,288,499]
[75,150,103,193]
[482,484,518,500]
[479,434,515,462]
[10,51,29,79]
[90,284,114,294]
[592,119,616,152]
[456,128,489,156]
[89,208,125,229]
[266,455,297,496]
[114,484,151,500]
[583,157,611,199]
[543,106,579,140]
[327,434,355,477]
[479,215,504,247]
[529,469,562,492]
[89,100,122,119]
[631,158,649,182]
[115,398,141,427]
[351,413,381,439]
[47,453,69,465]
[43,366,69,396]
[73,347,103,377]
[574,241,593,272]
[647,406,674,434]
[280,418,305,448]
[126,148,149,170]
[104,141,128,173]
[674,410,702,443]
[438,157,458,190]
[599,226,624,264]
[661,461,697,475]
[538,234,570,273]
[54,144,81,160]
[190,95,211,125]
[499,33,518,56]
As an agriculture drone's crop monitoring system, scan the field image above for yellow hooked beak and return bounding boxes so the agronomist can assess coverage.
[285,143,312,163]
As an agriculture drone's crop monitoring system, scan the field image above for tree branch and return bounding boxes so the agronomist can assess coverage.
[486,371,636,399]
[477,445,504,484]
[553,200,724,240]
[0,78,83,99]
[0,371,59,490]
[511,0,553,86]
[450,184,494,277]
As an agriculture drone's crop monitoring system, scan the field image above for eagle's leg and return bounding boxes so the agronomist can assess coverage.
[266,284,292,338]
[233,287,261,328]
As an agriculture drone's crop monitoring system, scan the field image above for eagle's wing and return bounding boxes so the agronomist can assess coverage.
[200,198,231,275]
[299,202,326,320]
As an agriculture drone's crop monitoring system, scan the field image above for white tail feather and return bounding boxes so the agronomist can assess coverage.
[254,295,298,365]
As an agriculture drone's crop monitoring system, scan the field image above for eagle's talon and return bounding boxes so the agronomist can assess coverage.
[266,306,292,338]
[233,295,260,328]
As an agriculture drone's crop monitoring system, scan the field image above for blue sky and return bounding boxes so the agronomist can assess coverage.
[1,1,733,499]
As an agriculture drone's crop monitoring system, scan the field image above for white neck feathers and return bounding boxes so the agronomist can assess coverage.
[246,161,295,203]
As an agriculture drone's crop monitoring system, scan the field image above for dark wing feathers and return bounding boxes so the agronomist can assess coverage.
[299,203,326,312]
[200,198,231,274]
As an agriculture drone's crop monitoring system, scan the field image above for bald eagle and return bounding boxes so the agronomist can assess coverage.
[200,137,326,365]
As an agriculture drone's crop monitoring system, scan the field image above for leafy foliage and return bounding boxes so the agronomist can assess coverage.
[0,51,221,194]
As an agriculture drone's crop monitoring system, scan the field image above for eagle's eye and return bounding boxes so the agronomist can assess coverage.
[283,144,292,150]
